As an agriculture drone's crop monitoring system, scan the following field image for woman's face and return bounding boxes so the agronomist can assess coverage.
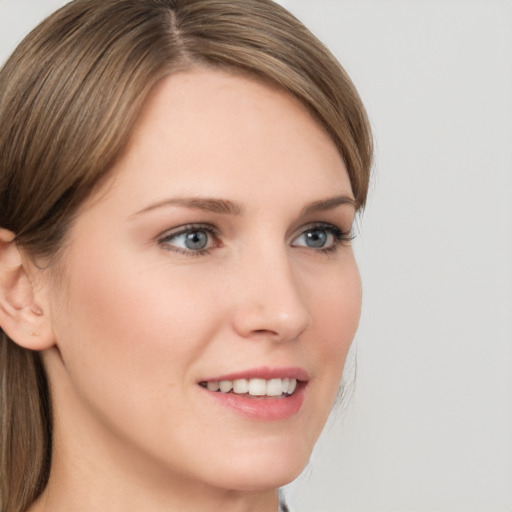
[43,69,361,493]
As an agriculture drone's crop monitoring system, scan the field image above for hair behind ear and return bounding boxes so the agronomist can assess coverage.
[0,335,52,512]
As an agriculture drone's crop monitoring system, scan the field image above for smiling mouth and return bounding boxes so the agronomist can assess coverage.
[199,378,298,398]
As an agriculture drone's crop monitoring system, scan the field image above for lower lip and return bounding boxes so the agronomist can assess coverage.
[200,383,306,421]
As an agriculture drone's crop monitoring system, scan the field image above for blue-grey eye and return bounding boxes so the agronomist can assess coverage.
[183,231,208,250]
[160,228,213,252]
[304,229,328,248]
[291,225,345,250]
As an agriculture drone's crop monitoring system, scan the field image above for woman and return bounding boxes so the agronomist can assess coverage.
[0,1,372,511]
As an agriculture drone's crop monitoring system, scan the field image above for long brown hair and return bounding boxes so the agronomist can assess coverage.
[0,1,373,510]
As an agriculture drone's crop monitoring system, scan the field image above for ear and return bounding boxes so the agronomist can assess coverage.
[0,228,55,350]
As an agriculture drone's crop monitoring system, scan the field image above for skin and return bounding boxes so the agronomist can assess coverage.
[24,69,362,512]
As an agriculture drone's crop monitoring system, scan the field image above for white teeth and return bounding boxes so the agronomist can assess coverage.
[207,381,220,392]
[266,378,283,396]
[219,380,232,393]
[248,378,266,396]
[233,379,248,394]
[205,378,298,396]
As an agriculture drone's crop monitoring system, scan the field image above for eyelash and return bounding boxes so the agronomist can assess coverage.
[157,222,353,256]
[158,223,219,256]
[298,223,354,254]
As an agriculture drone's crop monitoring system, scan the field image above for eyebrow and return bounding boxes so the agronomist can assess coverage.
[132,194,356,218]
[133,197,245,217]
[301,195,357,215]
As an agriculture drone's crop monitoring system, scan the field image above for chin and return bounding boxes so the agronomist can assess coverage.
[219,465,305,493]
[203,437,313,492]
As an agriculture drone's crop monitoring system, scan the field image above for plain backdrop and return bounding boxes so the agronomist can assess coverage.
[1,1,511,511]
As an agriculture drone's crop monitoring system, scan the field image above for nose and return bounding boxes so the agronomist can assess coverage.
[229,246,312,343]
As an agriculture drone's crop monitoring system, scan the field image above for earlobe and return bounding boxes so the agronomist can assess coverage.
[0,228,55,350]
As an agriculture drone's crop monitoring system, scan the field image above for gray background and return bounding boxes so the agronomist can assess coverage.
[1,1,511,510]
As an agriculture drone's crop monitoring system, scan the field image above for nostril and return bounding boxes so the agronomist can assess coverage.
[253,329,278,336]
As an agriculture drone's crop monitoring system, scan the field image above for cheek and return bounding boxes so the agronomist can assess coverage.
[308,257,361,398]
[50,246,222,426]
[313,257,361,354]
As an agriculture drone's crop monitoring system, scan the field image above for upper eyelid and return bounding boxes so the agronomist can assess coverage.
[157,220,346,235]
[157,223,218,240]
[292,220,351,236]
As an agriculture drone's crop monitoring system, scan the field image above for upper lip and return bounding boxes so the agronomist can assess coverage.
[200,366,309,383]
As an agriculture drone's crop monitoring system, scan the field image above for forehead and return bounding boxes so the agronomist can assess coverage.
[94,68,352,209]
